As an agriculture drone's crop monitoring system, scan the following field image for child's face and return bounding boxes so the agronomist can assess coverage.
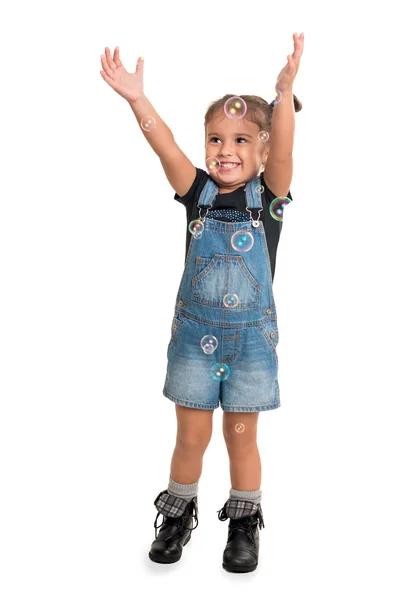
[205,110,269,191]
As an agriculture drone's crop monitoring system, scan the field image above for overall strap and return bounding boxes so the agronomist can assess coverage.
[245,176,264,225]
[197,177,219,219]
[197,174,263,224]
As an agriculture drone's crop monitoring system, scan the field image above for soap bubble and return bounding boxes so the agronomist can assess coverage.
[211,362,231,381]
[258,131,269,142]
[231,230,254,252]
[200,335,218,354]
[223,293,239,308]
[188,220,204,238]
[224,97,247,120]
[270,196,292,222]
[235,423,245,433]
[272,89,282,106]
[140,116,156,131]
[206,157,221,173]
[255,184,264,194]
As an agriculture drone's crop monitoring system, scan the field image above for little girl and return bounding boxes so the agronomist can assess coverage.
[100,33,304,573]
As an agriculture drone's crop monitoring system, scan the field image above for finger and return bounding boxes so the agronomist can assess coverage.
[100,68,117,89]
[100,53,115,79]
[291,45,300,64]
[135,56,144,75]
[114,46,123,68]
[293,33,304,59]
[105,46,117,71]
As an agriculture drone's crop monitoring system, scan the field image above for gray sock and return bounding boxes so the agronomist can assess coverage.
[230,487,262,506]
[168,475,199,501]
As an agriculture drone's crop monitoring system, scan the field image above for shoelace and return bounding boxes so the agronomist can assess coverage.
[227,517,258,545]
[153,500,199,542]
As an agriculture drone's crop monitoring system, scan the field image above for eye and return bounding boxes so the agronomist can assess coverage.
[209,137,247,143]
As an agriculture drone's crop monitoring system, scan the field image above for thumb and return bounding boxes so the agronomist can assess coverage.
[136,56,144,75]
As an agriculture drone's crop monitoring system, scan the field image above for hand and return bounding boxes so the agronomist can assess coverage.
[275,32,304,96]
[100,47,144,103]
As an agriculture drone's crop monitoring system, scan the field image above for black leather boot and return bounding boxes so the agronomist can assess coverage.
[148,489,199,564]
[217,498,265,573]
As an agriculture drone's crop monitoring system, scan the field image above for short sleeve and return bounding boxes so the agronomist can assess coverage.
[174,168,210,208]
[174,167,208,208]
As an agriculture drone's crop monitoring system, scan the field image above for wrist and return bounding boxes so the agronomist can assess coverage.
[128,93,146,105]
[278,88,293,98]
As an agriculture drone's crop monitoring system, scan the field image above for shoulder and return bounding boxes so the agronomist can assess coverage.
[174,168,210,207]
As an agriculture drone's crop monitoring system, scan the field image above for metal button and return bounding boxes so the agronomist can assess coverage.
[267,309,272,315]
[178,300,183,306]
[270,332,276,339]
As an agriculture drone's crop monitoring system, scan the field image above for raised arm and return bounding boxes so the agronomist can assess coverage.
[100,48,196,197]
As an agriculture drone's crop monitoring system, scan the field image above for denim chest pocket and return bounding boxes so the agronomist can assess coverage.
[191,254,261,308]
[258,319,279,360]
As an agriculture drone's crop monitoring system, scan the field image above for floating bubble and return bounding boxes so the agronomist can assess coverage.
[231,230,254,252]
[272,89,282,106]
[235,423,245,433]
[211,362,231,381]
[223,293,239,308]
[188,220,204,238]
[255,184,264,194]
[140,116,156,131]
[270,196,292,222]
[224,96,247,120]
[206,157,221,173]
[200,335,218,355]
[258,130,269,142]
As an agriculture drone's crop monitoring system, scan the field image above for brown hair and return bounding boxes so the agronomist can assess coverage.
[204,94,302,143]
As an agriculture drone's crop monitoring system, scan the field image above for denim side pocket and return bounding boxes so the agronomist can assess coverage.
[258,320,279,359]
[167,313,186,356]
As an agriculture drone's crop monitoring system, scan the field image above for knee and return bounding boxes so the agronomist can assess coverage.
[223,428,257,459]
[175,430,211,455]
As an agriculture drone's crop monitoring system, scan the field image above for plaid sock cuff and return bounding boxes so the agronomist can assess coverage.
[154,490,190,518]
[224,498,259,519]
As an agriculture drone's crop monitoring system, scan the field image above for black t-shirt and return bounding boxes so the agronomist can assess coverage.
[174,167,293,282]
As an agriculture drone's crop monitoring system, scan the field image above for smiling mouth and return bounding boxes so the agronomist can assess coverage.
[219,162,241,170]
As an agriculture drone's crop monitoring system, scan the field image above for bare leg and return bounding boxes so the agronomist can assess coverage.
[222,412,261,490]
[170,404,214,484]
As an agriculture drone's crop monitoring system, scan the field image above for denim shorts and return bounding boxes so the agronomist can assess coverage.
[163,311,280,412]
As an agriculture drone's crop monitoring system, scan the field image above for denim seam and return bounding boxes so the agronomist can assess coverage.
[174,309,275,329]
[163,388,219,411]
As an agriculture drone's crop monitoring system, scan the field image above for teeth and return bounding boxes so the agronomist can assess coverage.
[221,163,239,169]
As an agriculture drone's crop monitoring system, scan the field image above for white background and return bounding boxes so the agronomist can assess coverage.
[1,0,399,598]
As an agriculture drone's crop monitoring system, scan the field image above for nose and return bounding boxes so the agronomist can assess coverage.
[218,146,234,157]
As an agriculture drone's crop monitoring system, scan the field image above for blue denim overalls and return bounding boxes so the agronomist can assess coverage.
[163,175,280,412]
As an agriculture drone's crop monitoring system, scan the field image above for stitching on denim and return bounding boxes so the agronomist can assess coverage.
[191,254,261,309]
[258,323,279,362]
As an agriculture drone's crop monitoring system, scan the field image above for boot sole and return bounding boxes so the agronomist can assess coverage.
[148,530,191,564]
[222,562,258,573]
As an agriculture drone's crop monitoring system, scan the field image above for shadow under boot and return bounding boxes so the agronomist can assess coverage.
[217,498,265,573]
[148,489,199,564]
